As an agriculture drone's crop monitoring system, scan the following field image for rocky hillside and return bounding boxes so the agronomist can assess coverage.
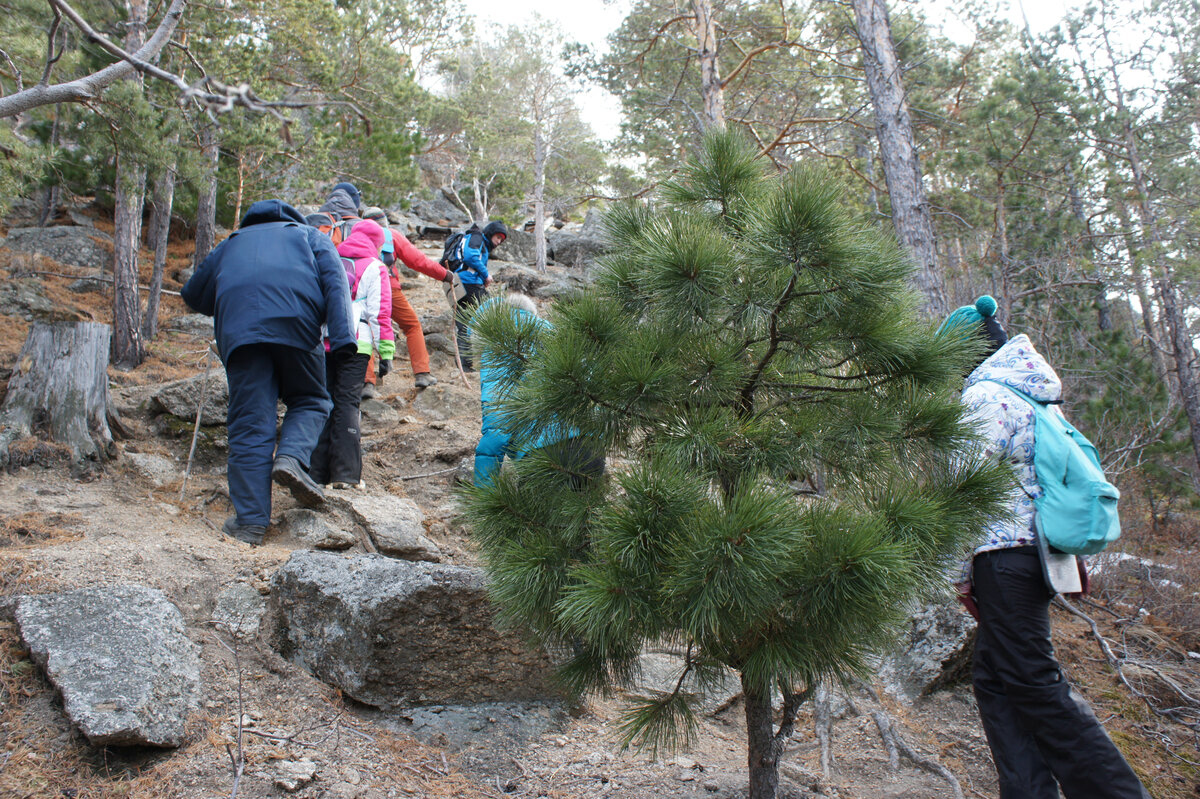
[0,201,1197,799]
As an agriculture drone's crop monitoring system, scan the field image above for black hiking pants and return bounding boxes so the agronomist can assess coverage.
[308,351,369,486]
[972,547,1150,799]
[456,282,488,370]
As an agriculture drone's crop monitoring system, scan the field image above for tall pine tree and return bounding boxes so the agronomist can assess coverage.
[462,130,1010,799]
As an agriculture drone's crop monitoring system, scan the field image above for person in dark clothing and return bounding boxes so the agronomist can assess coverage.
[182,199,355,546]
[451,220,507,370]
[940,297,1149,799]
[330,181,362,212]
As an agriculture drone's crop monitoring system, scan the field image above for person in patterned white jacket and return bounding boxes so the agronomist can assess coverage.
[942,296,1148,799]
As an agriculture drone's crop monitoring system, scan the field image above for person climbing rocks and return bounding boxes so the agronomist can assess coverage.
[446,220,507,371]
[360,206,456,390]
[307,219,391,490]
[181,199,354,546]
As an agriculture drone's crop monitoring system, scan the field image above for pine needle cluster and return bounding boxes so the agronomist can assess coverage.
[461,131,1010,770]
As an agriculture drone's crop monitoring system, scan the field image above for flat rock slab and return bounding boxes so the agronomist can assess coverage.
[269,552,555,708]
[341,494,440,561]
[15,585,201,747]
[152,372,229,426]
[277,508,357,551]
[0,225,113,271]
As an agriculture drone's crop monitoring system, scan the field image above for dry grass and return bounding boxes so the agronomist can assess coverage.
[0,512,84,549]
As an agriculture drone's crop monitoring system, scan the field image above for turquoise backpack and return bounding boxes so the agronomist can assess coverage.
[983,380,1121,555]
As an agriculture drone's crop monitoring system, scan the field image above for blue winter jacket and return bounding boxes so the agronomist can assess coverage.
[181,199,355,362]
[456,225,491,286]
[473,302,567,484]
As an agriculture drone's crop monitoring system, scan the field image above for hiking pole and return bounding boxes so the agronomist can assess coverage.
[179,345,215,503]
[444,277,473,390]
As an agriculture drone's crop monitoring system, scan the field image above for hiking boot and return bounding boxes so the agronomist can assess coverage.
[414,372,438,389]
[272,454,326,508]
[361,382,378,399]
[222,516,266,546]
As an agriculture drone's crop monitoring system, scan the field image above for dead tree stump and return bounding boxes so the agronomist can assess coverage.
[0,322,114,472]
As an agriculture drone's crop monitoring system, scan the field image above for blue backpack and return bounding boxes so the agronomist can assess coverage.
[984,381,1121,555]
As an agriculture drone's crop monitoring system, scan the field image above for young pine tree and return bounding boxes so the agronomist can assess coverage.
[462,130,1010,799]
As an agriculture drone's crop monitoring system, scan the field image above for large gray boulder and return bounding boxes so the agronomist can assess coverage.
[494,263,551,296]
[15,585,201,747]
[409,197,469,229]
[876,600,976,702]
[340,494,440,561]
[547,231,607,268]
[0,225,113,271]
[166,314,214,339]
[269,551,556,708]
[152,372,229,426]
[501,230,542,265]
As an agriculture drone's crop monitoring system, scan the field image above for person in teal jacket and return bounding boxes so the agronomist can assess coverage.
[472,294,603,487]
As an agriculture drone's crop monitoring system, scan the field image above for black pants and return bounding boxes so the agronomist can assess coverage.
[456,282,488,370]
[224,343,331,526]
[309,351,369,485]
[973,547,1150,799]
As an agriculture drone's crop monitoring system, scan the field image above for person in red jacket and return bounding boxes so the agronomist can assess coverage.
[362,207,456,390]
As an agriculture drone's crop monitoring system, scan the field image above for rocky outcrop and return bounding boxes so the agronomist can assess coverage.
[152,372,230,426]
[269,551,556,708]
[876,600,976,702]
[166,314,214,339]
[501,230,542,265]
[408,197,469,230]
[339,494,440,561]
[547,231,607,268]
[0,225,113,271]
[15,585,201,747]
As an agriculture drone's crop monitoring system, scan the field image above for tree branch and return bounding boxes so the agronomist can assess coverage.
[0,0,186,118]
[47,0,370,134]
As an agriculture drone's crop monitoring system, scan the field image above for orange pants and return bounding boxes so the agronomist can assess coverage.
[365,282,429,384]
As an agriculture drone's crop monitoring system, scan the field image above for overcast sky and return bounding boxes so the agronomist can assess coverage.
[457,0,1083,141]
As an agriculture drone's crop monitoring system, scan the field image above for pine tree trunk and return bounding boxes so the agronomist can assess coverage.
[691,0,725,129]
[0,322,114,473]
[110,0,148,370]
[533,128,548,272]
[1158,277,1200,471]
[193,123,220,268]
[851,0,945,316]
[1067,171,1112,331]
[744,684,780,799]
[472,176,487,223]
[142,157,177,342]
[994,173,1012,322]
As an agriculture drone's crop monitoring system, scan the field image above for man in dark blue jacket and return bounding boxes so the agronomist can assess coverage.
[182,199,356,545]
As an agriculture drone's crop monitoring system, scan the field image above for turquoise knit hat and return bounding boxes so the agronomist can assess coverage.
[937,295,999,337]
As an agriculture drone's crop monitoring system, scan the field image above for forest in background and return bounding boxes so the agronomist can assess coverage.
[2,0,1200,528]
